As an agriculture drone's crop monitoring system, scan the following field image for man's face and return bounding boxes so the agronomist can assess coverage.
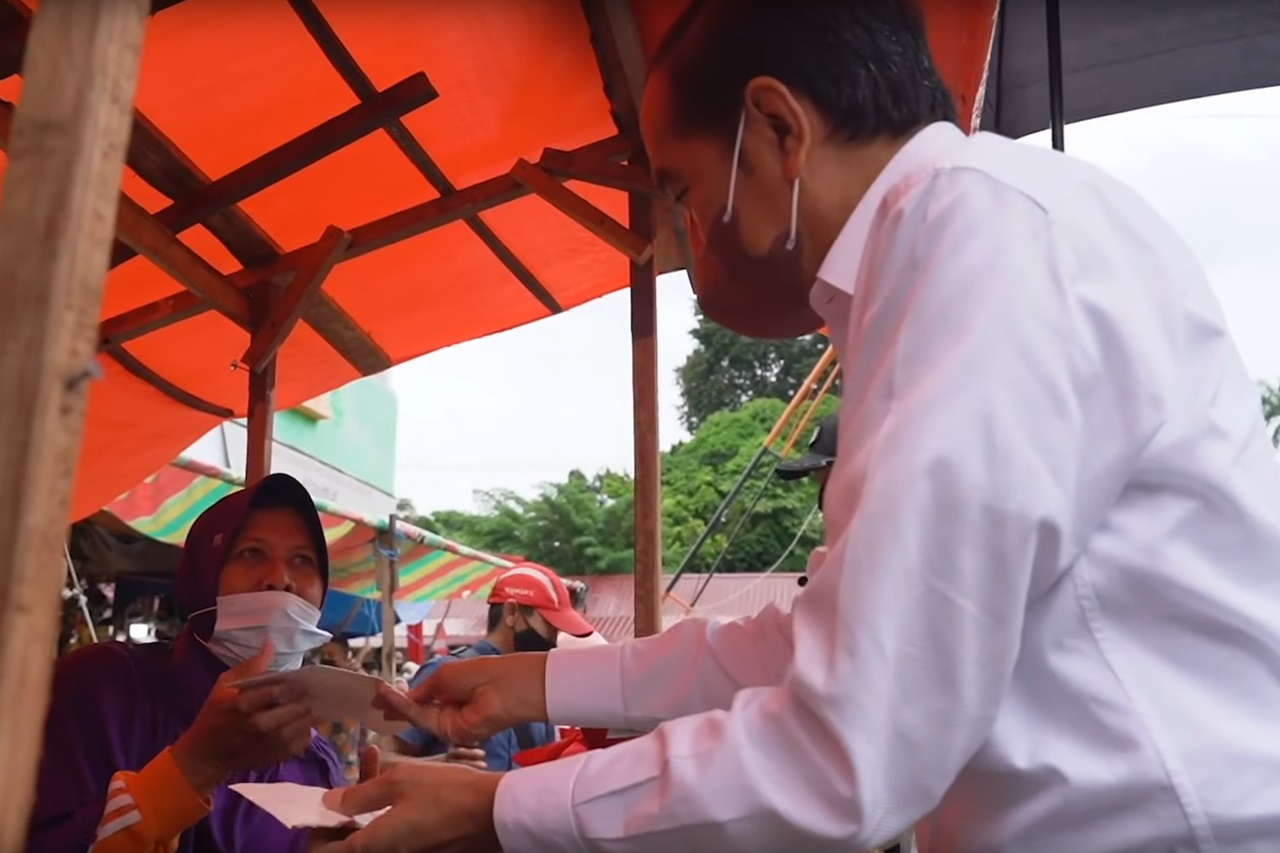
[640,71,799,259]
[510,604,558,646]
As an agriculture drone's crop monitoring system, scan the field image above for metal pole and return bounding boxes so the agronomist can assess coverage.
[1045,0,1066,152]
[379,515,399,681]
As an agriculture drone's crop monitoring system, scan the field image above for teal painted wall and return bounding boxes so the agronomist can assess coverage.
[269,374,398,493]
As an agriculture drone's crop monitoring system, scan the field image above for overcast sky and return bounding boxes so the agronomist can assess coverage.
[391,85,1280,514]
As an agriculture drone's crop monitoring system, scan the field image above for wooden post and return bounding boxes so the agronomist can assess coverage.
[379,517,399,681]
[629,191,662,637]
[0,0,149,841]
[245,357,276,484]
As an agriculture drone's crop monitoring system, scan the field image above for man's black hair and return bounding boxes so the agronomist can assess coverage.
[649,0,956,144]
[486,603,537,634]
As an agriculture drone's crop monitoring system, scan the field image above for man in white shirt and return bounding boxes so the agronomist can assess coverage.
[316,1,1280,851]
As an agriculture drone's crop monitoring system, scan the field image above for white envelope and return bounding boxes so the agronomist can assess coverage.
[230,781,388,829]
[235,666,410,736]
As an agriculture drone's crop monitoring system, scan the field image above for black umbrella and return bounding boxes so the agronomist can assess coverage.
[982,0,1280,150]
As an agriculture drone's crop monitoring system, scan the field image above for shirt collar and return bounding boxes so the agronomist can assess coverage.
[812,121,966,301]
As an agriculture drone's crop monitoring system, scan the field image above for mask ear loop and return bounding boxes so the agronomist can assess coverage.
[723,110,747,223]
[785,178,800,251]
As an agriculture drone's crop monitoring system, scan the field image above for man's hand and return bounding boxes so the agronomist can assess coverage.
[374,654,549,745]
[310,763,504,853]
[172,643,316,796]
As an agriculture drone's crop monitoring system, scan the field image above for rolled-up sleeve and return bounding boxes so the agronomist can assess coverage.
[496,169,1172,852]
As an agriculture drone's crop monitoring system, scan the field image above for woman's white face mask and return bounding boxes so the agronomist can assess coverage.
[192,590,331,672]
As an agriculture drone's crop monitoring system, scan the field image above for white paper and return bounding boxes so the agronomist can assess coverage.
[235,666,410,735]
[230,782,388,830]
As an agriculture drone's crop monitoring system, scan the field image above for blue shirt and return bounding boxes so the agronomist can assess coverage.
[397,640,556,771]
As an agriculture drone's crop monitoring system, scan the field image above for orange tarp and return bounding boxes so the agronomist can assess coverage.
[0,0,995,520]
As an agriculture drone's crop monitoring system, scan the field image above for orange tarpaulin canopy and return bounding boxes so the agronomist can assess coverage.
[0,0,995,520]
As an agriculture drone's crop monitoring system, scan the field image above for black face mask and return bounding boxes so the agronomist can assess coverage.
[513,627,556,654]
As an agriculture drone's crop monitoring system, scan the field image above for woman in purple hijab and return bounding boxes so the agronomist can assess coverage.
[26,473,346,852]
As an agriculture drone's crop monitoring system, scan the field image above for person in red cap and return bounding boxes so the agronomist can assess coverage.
[391,563,594,771]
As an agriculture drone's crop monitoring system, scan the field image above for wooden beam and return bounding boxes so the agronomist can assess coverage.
[0,0,185,81]
[287,0,563,315]
[540,146,656,196]
[122,111,391,376]
[242,226,351,372]
[110,73,437,269]
[99,136,631,343]
[580,0,695,288]
[115,194,254,328]
[628,190,662,638]
[579,0,646,137]
[511,158,653,264]
[245,358,276,485]
[0,0,148,843]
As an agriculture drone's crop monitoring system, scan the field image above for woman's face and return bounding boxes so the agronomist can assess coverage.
[217,506,324,608]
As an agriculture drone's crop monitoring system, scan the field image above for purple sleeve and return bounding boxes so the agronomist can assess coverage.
[24,643,147,853]
[209,735,346,853]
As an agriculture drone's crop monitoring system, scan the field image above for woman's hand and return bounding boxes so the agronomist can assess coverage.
[172,643,316,795]
[374,654,549,745]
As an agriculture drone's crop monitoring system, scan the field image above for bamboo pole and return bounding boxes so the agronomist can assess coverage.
[0,0,149,841]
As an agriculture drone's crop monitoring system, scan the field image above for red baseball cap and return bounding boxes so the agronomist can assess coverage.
[487,563,595,638]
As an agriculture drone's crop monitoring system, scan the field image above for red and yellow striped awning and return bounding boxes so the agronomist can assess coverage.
[105,457,508,604]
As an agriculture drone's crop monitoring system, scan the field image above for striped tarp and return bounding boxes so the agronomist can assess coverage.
[105,457,509,605]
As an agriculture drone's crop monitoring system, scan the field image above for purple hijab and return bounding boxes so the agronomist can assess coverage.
[27,474,345,853]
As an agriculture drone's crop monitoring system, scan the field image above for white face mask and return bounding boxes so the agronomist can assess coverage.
[192,590,331,673]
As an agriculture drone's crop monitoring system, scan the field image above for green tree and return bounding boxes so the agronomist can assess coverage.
[663,397,836,574]
[406,397,836,575]
[412,470,636,575]
[1262,381,1280,448]
[676,306,830,432]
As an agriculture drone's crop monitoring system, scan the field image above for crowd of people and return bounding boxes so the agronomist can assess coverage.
[27,0,1280,851]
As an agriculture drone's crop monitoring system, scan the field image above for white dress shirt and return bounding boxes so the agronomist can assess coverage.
[493,122,1280,852]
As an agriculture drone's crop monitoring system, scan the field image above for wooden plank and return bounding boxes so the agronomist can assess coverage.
[628,191,662,638]
[287,0,563,315]
[115,194,254,328]
[511,158,653,264]
[242,227,351,372]
[0,0,148,842]
[100,136,631,343]
[245,357,276,485]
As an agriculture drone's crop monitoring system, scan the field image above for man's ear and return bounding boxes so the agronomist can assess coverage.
[744,76,813,181]
[502,601,519,627]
